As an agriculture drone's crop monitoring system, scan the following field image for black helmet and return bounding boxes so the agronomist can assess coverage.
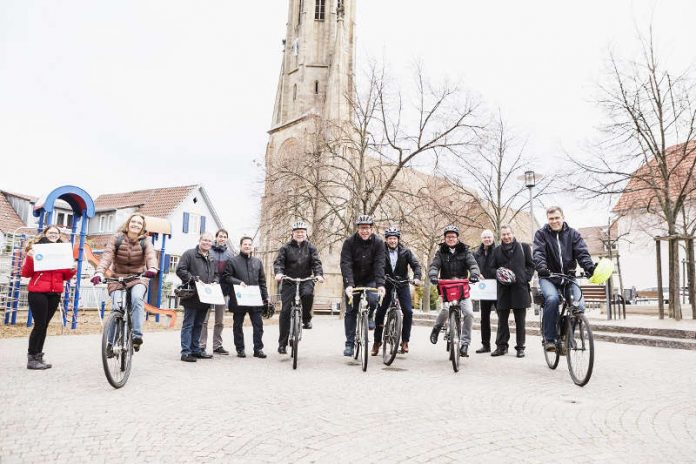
[443,225,460,236]
[355,214,374,225]
[384,226,400,238]
[262,301,276,319]
[291,220,308,231]
[174,281,195,299]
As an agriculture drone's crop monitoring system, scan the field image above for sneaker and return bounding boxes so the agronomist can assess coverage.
[491,347,508,357]
[278,346,287,355]
[371,342,381,356]
[181,354,197,362]
[237,350,247,358]
[253,351,267,359]
[476,345,491,354]
[544,341,556,352]
[516,349,526,358]
[430,326,441,344]
[459,344,469,357]
[133,336,143,352]
[303,321,313,329]
[106,343,115,359]
[213,347,230,355]
[343,345,354,357]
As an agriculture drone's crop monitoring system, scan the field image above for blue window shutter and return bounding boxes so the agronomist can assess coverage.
[200,216,206,234]
[182,212,189,233]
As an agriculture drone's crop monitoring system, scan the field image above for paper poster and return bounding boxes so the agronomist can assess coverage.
[32,243,75,272]
[469,279,497,301]
[195,281,226,305]
[233,284,263,307]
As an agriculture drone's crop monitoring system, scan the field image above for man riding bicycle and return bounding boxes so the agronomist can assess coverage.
[340,214,386,357]
[372,226,422,356]
[428,225,480,357]
[533,206,596,352]
[274,220,324,355]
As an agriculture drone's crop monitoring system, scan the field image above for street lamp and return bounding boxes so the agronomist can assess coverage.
[523,170,537,244]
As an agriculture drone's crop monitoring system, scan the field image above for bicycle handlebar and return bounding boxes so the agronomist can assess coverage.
[348,287,383,305]
[102,274,143,284]
[385,276,419,286]
[280,275,319,283]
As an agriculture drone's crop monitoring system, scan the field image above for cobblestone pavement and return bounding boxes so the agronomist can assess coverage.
[1,317,695,463]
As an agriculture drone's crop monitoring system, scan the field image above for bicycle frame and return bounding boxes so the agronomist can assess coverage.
[349,287,380,372]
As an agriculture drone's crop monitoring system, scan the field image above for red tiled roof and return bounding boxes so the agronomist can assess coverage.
[95,185,198,218]
[613,141,696,213]
[0,193,27,233]
[0,190,38,203]
[577,223,618,256]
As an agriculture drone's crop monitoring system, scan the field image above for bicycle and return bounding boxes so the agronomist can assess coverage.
[348,287,380,372]
[101,274,142,389]
[380,276,412,366]
[539,272,595,386]
[281,275,318,370]
[434,278,470,373]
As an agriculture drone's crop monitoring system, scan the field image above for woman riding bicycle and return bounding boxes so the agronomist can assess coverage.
[91,213,158,352]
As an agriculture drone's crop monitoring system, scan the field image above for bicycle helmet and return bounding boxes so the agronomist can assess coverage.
[443,225,460,236]
[589,258,614,284]
[384,226,401,238]
[355,214,374,225]
[495,267,516,285]
[291,220,308,231]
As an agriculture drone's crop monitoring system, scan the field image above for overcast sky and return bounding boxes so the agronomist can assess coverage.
[1,1,694,240]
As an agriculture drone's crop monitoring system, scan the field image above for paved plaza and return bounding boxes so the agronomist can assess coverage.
[1,317,695,463]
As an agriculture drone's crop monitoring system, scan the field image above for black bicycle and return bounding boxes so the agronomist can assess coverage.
[539,273,595,386]
[101,275,141,389]
[435,278,470,373]
[281,275,317,370]
[349,287,379,372]
[380,276,411,366]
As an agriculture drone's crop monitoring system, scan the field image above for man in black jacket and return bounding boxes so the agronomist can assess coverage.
[428,225,480,357]
[274,221,324,355]
[340,215,386,357]
[223,236,269,358]
[533,206,595,352]
[176,233,217,362]
[473,229,497,354]
[372,227,421,356]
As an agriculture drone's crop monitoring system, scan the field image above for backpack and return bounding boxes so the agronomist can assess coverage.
[115,235,148,252]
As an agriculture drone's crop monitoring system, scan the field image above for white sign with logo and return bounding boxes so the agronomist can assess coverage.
[469,279,497,301]
[233,284,263,307]
[32,243,74,272]
[194,281,225,305]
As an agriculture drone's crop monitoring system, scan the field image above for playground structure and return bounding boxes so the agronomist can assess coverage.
[1,185,177,329]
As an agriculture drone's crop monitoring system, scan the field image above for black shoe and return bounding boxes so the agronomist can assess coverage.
[303,321,312,329]
[181,354,197,362]
[516,349,525,358]
[430,326,441,344]
[133,336,143,352]
[193,351,213,359]
[476,345,491,354]
[278,346,287,355]
[253,351,267,359]
[106,343,115,359]
[213,347,230,355]
[544,341,556,352]
[459,344,469,357]
[491,348,508,357]
[237,351,246,358]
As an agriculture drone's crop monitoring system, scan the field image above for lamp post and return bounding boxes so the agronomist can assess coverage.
[524,170,536,244]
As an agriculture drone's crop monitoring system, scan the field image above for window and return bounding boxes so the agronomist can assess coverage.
[314,80,319,94]
[66,214,73,228]
[98,214,114,233]
[298,0,303,24]
[293,84,297,101]
[168,255,180,273]
[315,0,325,20]
[189,213,201,235]
[57,212,65,226]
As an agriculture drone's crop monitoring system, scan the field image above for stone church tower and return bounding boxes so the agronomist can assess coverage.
[258,0,356,299]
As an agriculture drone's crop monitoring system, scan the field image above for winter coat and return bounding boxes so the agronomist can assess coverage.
[340,233,386,287]
[491,239,534,310]
[223,252,268,310]
[22,254,75,294]
[474,243,497,279]
[273,239,323,279]
[533,223,594,279]
[384,243,422,283]
[428,242,480,281]
[210,243,236,295]
[96,233,159,294]
[175,246,217,308]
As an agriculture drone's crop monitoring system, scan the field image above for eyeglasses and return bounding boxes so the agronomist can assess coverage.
[46,232,60,236]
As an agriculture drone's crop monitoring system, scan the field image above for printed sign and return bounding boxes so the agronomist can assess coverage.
[32,243,74,272]
[469,279,497,301]
[194,281,225,305]
[233,284,263,307]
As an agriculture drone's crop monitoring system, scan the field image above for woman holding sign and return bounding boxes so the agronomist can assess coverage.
[21,226,76,370]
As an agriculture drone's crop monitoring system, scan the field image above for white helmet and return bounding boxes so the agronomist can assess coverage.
[292,221,308,231]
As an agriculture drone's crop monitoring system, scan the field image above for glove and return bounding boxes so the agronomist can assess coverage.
[589,262,598,276]
[90,274,103,285]
[537,268,551,278]
[469,274,479,283]
[143,270,157,278]
[345,286,354,298]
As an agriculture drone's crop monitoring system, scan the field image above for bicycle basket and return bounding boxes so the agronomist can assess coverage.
[438,280,470,302]
[174,281,196,299]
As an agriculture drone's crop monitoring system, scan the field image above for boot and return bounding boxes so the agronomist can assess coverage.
[37,353,52,369]
[371,342,381,356]
[27,354,49,370]
[430,326,441,344]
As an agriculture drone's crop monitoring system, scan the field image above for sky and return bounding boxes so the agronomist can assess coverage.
[1,1,695,241]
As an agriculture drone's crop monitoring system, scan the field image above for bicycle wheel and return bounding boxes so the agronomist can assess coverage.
[291,310,300,370]
[449,310,460,373]
[382,310,400,366]
[101,312,133,389]
[361,311,369,372]
[540,307,560,370]
[353,311,361,361]
[566,313,594,386]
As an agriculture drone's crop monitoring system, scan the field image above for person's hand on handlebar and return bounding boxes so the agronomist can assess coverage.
[316,275,325,283]
[430,277,438,285]
[143,269,157,279]
[91,274,103,285]
[469,274,480,284]
[377,286,386,298]
[345,286,353,298]
[537,268,551,278]
[413,278,422,287]
[275,273,284,282]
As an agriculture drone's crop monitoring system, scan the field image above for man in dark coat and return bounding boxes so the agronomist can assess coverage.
[533,206,595,352]
[473,229,497,353]
[223,236,269,359]
[490,225,534,358]
[340,215,386,357]
[274,221,324,354]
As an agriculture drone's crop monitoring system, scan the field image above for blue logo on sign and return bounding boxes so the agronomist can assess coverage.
[478,282,486,289]
[35,254,44,261]
[204,287,212,294]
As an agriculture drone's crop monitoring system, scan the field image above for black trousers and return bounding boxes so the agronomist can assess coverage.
[232,306,264,352]
[27,292,61,355]
[495,307,526,351]
[479,300,496,347]
[278,282,314,347]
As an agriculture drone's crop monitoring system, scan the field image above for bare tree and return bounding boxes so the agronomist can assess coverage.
[569,29,696,320]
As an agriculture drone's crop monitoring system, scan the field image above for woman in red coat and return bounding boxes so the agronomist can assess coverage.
[21,226,76,370]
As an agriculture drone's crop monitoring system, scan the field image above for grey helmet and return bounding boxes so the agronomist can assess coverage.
[443,225,460,236]
[384,226,401,238]
[291,221,308,231]
[355,214,374,225]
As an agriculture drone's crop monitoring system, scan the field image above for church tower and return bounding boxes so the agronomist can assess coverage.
[258,0,356,297]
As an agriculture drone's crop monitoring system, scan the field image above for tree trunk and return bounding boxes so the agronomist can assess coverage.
[656,239,664,319]
[687,238,695,320]
[668,237,682,320]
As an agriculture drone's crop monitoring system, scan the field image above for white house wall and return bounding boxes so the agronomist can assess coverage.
[164,188,224,258]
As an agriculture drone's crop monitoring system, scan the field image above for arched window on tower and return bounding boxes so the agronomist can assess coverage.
[315,0,325,20]
[297,0,303,25]
[293,84,297,101]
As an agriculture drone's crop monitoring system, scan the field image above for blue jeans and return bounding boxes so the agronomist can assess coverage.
[181,306,209,355]
[375,283,413,343]
[344,282,379,346]
[540,278,584,342]
[110,284,147,338]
